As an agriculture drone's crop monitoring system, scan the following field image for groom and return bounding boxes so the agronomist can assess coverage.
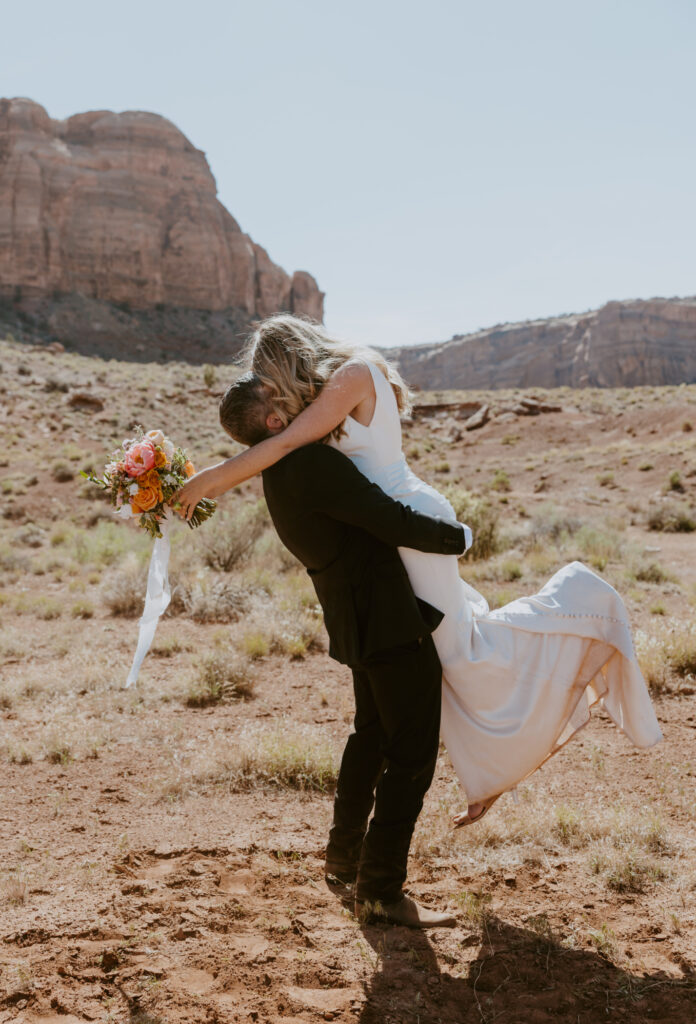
[219,373,468,927]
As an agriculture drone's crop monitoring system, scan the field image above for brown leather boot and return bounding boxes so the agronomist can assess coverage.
[354,894,456,928]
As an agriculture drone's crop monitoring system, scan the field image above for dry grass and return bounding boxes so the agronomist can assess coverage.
[634,619,696,692]
[200,501,268,572]
[200,722,338,794]
[444,485,501,560]
[413,774,677,899]
[185,651,256,707]
[647,502,696,533]
[2,874,28,906]
[178,574,252,623]
[101,553,146,617]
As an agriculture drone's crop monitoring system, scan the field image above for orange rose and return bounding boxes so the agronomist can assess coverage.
[154,449,167,468]
[131,484,161,513]
[184,460,195,478]
[141,468,162,491]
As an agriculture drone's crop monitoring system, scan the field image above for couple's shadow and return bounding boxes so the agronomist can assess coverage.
[356,913,695,1024]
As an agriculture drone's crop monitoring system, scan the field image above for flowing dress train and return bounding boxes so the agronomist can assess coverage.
[331,362,663,803]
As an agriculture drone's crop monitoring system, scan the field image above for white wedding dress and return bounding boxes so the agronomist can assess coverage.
[331,362,663,803]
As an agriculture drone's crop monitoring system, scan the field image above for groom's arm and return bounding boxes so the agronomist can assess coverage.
[287,445,466,555]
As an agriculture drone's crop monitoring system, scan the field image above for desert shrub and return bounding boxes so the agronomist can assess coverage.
[634,619,696,692]
[185,651,255,707]
[73,520,147,568]
[455,890,493,927]
[646,503,696,533]
[573,525,621,571]
[553,804,583,845]
[490,469,511,492]
[101,554,146,617]
[665,470,684,493]
[587,923,619,960]
[270,611,325,659]
[151,637,188,658]
[254,531,301,572]
[523,506,583,550]
[8,593,63,619]
[51,460,74,482]
[497,558,522,582]
[591,848,665,893]
[0,542,31,574]
[242,630,270,659]
[7,746,33,765]
[180,575,252,623]
[201,502,268,572]
[45,738,73,765]
[633,561,672,584]
[444,487,500,560]
[211,722,338,792]
[71,599,94,619]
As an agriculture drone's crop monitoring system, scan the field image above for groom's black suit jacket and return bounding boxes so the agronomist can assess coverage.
[262,443,465,667]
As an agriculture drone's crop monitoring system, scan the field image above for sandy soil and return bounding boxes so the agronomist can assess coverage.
[1,341,696,1022]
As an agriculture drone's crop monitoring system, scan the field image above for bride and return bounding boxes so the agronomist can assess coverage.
[175,314,663,824]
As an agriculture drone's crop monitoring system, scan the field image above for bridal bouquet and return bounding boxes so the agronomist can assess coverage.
[82,428,216,688]
[82,428,216,538]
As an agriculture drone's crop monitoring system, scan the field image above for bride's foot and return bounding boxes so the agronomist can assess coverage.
[452,793,501,829]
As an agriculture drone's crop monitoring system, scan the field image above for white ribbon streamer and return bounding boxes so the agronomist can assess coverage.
[125,514,172,688]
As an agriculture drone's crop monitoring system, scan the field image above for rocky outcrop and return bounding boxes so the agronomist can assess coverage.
[0,97,323,360]
[387,298,696,390]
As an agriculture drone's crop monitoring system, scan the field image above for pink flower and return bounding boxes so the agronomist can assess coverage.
[124,441,156,478]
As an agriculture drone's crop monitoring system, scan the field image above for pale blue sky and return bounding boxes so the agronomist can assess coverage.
[4,0,695,348]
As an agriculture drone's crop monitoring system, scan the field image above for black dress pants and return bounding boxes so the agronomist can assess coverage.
[325,634,442,904]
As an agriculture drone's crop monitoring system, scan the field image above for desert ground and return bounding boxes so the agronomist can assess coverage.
[1,337,696,1024]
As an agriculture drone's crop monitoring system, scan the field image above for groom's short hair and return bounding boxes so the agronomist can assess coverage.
[219,372,273,446]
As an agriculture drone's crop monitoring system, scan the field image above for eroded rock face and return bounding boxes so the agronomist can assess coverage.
[386,298,696,390]
[0,97,323,359]
[394,301,696,392]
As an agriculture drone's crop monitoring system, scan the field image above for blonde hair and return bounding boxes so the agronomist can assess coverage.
[246,314,411,441]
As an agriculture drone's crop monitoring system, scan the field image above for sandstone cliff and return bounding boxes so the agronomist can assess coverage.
[0,97,323,360]
[386,298,696,390]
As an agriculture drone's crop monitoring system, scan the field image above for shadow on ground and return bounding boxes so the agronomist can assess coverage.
[358,915,696,1024]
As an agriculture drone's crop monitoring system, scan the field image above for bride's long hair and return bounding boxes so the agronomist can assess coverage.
[246,314,411,441]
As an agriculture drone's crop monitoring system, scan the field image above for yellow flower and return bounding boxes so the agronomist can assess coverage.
[184,460,195,478]
[141,468,162,492]
[154,448,167,468]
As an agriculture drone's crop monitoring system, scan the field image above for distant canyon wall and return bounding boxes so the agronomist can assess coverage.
[387,298,696,390]
[0,97,323,360]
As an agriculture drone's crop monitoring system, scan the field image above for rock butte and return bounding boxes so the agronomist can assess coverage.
[0,97,323,361]
[386,298,696,390]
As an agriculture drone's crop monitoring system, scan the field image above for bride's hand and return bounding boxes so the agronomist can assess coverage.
[458,523,474,555]
[170,473,209,521]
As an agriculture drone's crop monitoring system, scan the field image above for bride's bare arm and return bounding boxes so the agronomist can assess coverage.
[174,362,373,515]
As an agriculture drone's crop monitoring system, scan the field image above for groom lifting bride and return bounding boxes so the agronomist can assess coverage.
[175,313,662,928]
[215,371,469,927]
